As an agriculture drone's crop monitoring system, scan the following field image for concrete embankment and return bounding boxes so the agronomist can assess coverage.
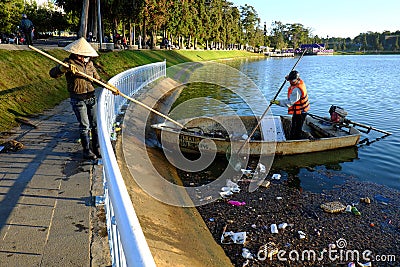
[118,77,232,266]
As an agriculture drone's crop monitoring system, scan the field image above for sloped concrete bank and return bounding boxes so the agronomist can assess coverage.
[117,77,232,266]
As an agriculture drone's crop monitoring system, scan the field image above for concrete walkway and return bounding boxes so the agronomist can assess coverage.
[0,100,110,266]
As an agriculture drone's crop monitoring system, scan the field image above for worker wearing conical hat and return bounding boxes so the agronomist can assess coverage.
[49,37,112,160]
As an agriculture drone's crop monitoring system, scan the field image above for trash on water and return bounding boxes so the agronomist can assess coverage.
[260,180,270,188]
[219,191,233,198]
[360,197,371,204]
[351,206,361,216]
[226,179,240,192]
[320,201,346,213]
[345,205,352,212]
[221,230,246,244]
[270,224,278,234]
[228,200,246,206]
[241,248,253,259]
[256,162,266,173]
[278,223,288,229]
[241,169,253,177]
[220,179,240,198]
[298,230,306,239]
[276,196,283,200]
[272,174,281,180]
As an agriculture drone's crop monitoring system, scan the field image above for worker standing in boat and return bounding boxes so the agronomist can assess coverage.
[270,70,310,140]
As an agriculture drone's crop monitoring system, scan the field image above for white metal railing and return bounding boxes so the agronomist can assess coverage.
[97,61,166,267]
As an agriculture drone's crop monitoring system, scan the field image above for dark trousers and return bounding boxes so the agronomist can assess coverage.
[70,97,97,136]
[23,30,33,45]
[290,113,307,140]
[70,96,100,157]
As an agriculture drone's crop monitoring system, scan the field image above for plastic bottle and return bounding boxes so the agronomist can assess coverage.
[271,224,278,234]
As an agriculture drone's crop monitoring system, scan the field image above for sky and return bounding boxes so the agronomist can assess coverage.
[230,0,400,38]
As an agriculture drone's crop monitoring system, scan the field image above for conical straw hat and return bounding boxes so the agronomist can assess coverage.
[64,37,99,57]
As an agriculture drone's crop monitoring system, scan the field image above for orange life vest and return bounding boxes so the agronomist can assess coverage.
[287,79,310,114]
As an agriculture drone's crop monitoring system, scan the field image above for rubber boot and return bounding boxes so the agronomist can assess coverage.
[81,133,97,160]
[91,129,101,158]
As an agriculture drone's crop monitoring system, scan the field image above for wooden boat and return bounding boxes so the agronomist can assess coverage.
[151,115,362,156]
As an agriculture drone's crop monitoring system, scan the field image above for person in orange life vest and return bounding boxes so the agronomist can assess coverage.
[270,70,310,140]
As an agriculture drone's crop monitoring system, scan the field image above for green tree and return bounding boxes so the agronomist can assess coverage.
[239,4,260,48]
[0,0,24,33]
[270,21,287,49]
[394,36,399,51]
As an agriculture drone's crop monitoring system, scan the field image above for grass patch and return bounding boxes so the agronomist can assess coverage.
[0,48,260,133]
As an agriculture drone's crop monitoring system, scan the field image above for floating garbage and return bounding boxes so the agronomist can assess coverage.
[351,206,361,216]
[219,191,233,198]
[320,201,346,213]
[241,169,253,177]
[256,162,266,173]
[278,223,288,229]
[271,173,281,180]
[226,179,240,192]
[270,224,278,234]
[260,180,270,188]
[221,230,246,244]
[345,205,352,212]
[228,200,246,206]
[360,197,371,204]
[219,180,240,198]
[298,230,306,239]
[241,248,253,259]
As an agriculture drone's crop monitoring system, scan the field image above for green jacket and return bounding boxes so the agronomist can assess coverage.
[50,57,104,99]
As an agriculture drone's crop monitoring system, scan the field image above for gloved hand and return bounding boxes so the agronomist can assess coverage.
[69,64,78,74]
[59,64,78,74]
[107,83,120,96]
[270,99,280,105]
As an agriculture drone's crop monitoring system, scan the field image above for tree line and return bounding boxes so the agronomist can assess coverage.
[1,0,399,52]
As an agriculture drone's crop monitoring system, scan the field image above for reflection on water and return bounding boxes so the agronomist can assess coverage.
[271,146,358,170]
[176,147,359,193]
[169,55,399,191]
[268,147,359,192]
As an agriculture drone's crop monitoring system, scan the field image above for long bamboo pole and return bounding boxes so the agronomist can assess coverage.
[29,45,185,129]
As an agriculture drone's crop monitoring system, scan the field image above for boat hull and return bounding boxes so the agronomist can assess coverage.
[152,116,361,156]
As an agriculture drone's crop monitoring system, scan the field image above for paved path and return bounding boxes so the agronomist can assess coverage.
[0,100,110,266]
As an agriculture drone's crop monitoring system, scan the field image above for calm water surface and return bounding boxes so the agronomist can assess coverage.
[171,55,399,192]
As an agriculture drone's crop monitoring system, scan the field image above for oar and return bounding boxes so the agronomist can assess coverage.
[28,45,185,129]
[229,50,307,171]
[307,112,392,136]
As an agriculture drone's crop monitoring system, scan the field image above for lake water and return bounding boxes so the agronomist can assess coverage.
[170,55,399,192]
